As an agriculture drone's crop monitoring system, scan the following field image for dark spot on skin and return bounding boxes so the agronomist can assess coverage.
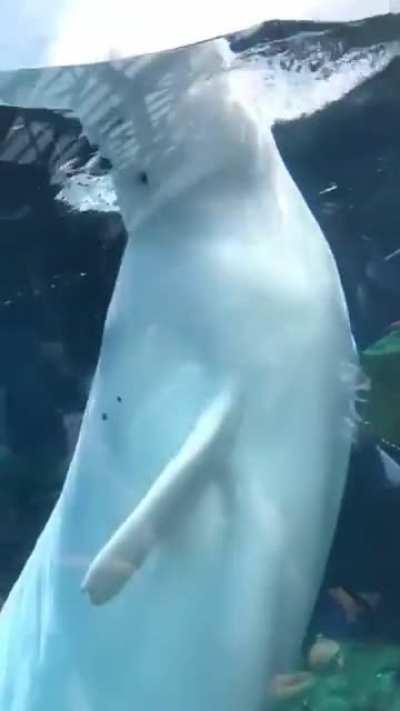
[138,171,149,185]
[101,413,108,421]
[117,396,122,403]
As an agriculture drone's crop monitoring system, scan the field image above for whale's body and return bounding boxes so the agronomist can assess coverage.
[0,38,356,711]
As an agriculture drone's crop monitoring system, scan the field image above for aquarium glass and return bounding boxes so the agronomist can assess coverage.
[0,7,400,711]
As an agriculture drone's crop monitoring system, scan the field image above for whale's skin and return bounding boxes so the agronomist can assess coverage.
[0,39,357,711]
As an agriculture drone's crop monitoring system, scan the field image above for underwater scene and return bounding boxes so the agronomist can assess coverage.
[1,8,400,711]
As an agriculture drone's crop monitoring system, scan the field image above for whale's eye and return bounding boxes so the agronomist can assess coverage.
[99,157,112,171]
[138,171,149,185]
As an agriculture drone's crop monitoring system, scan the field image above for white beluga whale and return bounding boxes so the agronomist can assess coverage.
[0,19,358,711]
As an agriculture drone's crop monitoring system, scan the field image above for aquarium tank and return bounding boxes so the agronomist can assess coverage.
[0,1,400,710]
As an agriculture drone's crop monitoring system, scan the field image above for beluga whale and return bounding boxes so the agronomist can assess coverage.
[0,6,358,711]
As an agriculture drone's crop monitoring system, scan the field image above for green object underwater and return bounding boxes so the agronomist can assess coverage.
[360,328,400,448]
[272,642,400,711]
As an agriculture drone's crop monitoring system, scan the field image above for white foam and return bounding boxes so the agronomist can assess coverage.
[55,172,117,213]
[234,38,400,123]
[57,36,400,215]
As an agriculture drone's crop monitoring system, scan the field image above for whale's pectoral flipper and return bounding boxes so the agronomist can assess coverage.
[81,383,240,605]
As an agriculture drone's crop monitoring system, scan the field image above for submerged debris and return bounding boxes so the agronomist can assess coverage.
[271,642,400,710]
[270,672,316,703]
[308,637,343,671]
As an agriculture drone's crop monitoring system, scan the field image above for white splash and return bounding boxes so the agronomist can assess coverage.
[55,172,117,213]
[234,39,400,123]
[56,35,400,215]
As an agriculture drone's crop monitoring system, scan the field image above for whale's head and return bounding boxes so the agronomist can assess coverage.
[74,37,276,239]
